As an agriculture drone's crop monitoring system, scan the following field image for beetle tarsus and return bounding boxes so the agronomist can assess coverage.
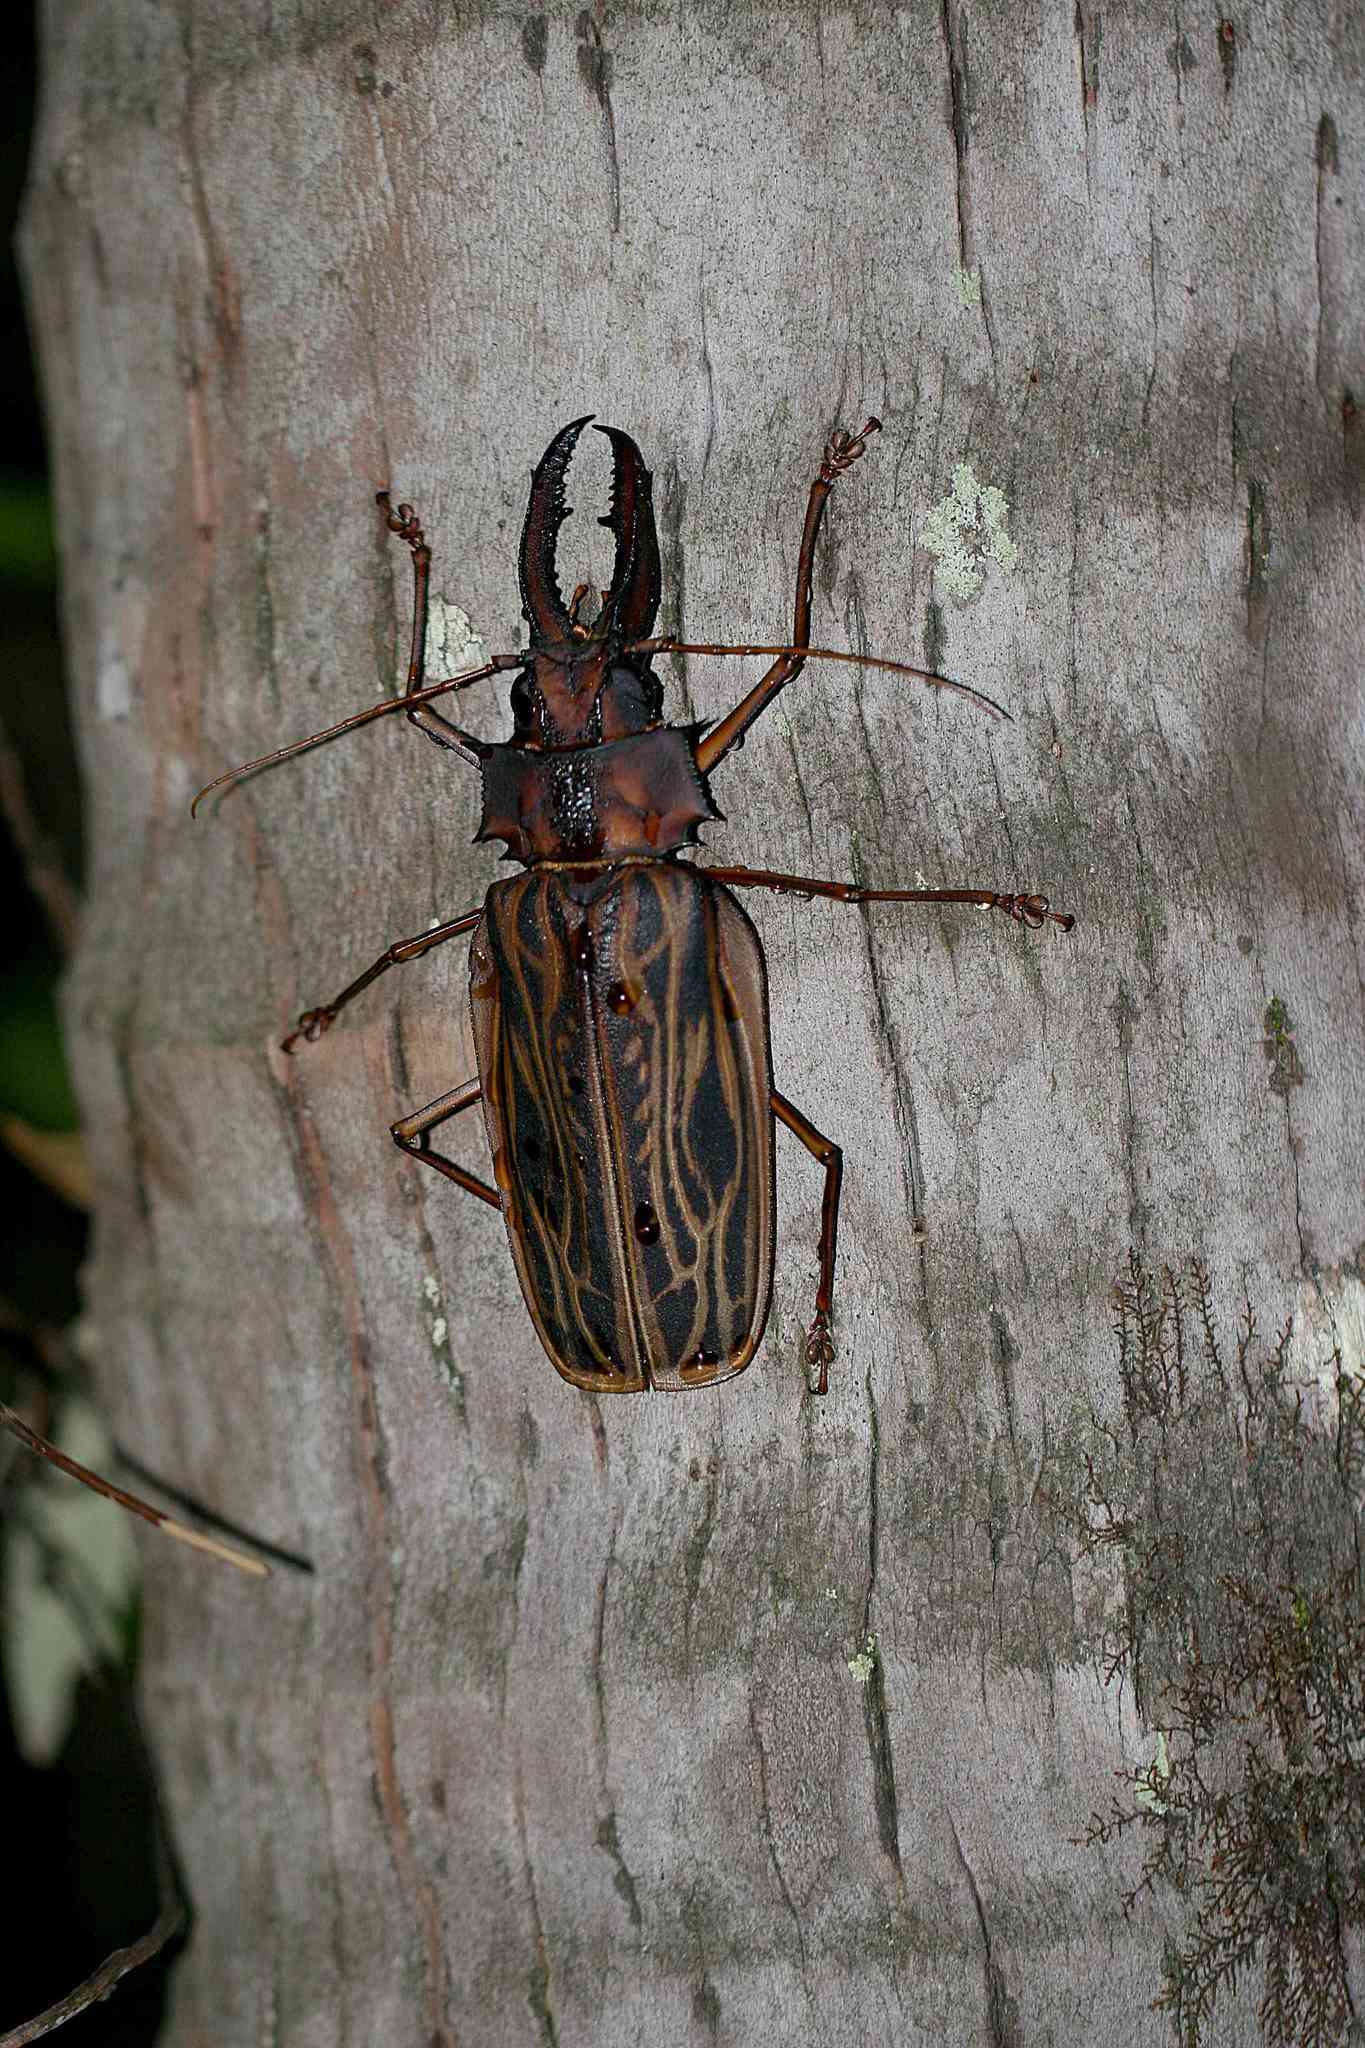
[804,1311,835,1397]
[281,1007,334,1054]
[992,892,1075,932]
[821,416,882,483]
[376,490,427,557]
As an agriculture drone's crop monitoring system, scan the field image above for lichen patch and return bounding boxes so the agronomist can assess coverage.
[916,463,1018,601]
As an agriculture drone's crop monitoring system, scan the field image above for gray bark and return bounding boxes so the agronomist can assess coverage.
[21,3,1364,2043]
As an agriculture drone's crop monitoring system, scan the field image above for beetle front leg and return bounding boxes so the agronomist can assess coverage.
[377,492,480,755]
[702,865,1075,932]
[694,419,881,776]
[391,1077,501,1209]
[772,1091,843,1397]
[283,907,482,1053]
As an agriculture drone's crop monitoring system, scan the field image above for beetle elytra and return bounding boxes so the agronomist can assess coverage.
[197,417,1073,1396]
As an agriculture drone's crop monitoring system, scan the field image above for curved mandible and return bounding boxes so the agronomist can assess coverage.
[592,423,662,645]
[519,415,593,645]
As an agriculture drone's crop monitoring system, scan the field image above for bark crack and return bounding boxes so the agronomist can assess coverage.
[594,1811,642,1935]
[506,1418,557,2045]
[576,10,621,235]
[178,69,241,366]
[683,1447,720,1663]
[1245,476,1270,649]
[1108,977,1144,1246]
[861,1368,903,1877]
[1066,487,1083,712]
[844,569,891,829]
[939,0,996,375]
[857,895,925,1240]
[779,712,819,858]
[1074,2,1099,208]
[1285,1091,1310,1274]
[659,460,698,726]
[1144,205,1160,436]
[292,1112,456,2048]
[947,1807,1012,2048]
[590,1520,642,1934]
[698,270,718,499]
[1314,113,1340,405]
[512,1745,561,2047]
[748,1696,809,1976]
[941,1,970,266]
[1333,814,1365,1019]
[986,752,1019,871]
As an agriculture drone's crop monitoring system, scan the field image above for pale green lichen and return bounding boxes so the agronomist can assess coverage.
[426,596,488,678]
[423,1275,449,1352]
[1134,1730,1171,1815]
[917,462,1019,601]
[951,264,982,307]
[847,1633,878,1683]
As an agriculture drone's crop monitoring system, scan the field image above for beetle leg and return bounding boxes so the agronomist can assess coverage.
[700,865,1075,932]
[376,490,481,755]
[391,1077,501,1209]
[772,1091,843,1397]
[694,419,881,776]
[283,908,483,1053]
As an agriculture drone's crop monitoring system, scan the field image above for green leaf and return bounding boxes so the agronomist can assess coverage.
[0,959,77,1132]
[0,474,56,589]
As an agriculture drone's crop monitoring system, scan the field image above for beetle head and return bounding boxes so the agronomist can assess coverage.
[514,415,664,747]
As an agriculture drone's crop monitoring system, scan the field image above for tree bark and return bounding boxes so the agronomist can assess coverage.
[21,4,1363,2043]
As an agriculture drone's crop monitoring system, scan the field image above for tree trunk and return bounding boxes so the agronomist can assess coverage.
[21,4,1363,2043]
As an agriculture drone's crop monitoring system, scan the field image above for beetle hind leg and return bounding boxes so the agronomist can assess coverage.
[391,1077,501,1208]
[772,1091,843,1396]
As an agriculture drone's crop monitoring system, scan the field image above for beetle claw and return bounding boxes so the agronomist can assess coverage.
[282,1007,334,1055]
[994,892,1075,933]
[376,490,426,554]
[997,891,1046,928]
[822,417,882,483]
[804,1311,835,1396]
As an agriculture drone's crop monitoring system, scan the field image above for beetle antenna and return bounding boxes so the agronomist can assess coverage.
[624,640,1012,722]
[0,1399,270,1576]
[189,656,522,815]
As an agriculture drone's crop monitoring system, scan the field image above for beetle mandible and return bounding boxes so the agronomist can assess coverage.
[196,417,1073,1396]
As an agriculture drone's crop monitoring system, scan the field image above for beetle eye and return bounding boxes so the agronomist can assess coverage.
[599,663,662,738]
[510,671,538,733]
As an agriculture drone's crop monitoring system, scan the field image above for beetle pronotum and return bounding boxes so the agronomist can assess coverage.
[194,416,1073,1398]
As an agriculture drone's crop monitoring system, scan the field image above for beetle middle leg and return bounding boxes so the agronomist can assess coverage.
[283,908,482,1052]
[391,1077,501,1209]
[700,865,1075,931]
[772,1091,843,1397]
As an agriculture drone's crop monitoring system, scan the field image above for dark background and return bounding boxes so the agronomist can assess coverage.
[1,11,169,2042]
